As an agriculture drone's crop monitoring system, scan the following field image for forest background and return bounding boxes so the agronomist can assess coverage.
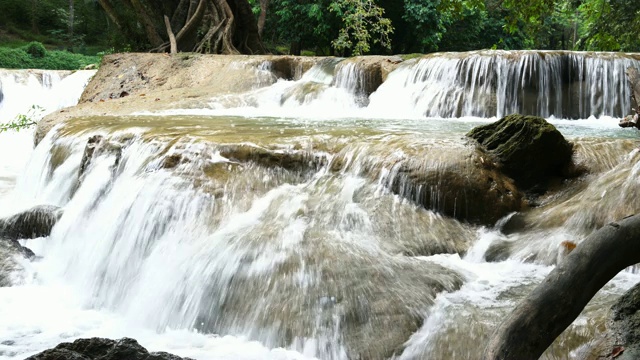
[0,0,638,70]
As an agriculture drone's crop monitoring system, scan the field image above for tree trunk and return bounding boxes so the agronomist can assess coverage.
[97,0,264,54]
[484,214,640,360]
[257,0,269,37]
[164,15,177,54]
[290,40,301,55]
[130,0,165,47]
[97,0,122,28]
[30,0,39,34]
[68,0,75,50]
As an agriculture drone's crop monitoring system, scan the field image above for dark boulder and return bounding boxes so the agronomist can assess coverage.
[390,154,525,226]
[25,337,193,360]
[467,114,575,193]
[0,205,62,240]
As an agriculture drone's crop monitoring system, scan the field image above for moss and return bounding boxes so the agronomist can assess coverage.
[467,114,574,193]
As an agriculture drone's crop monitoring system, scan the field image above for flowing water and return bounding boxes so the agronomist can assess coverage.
[1,51,640,360]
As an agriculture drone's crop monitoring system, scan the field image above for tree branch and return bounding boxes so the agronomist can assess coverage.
[175,0,206,44]
[164,15,178,54]
[484,214,640,359]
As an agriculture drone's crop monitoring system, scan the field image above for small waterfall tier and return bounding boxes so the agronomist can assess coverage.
[369,50,640,119]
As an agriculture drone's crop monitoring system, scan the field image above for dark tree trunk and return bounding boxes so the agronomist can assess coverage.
[97,0,265,54]
[290,40,301,56]
[484,214,640,360]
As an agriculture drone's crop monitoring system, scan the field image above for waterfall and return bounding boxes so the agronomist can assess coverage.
[368,50,640,119]
[2,52,640,360]
[0,69,95,210]
[187,51,640,120]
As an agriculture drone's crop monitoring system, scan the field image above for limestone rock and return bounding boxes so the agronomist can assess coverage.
[25,337,192,360]
[467,114,575,193]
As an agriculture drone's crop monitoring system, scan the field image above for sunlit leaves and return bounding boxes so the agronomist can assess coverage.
[330,0,393,55]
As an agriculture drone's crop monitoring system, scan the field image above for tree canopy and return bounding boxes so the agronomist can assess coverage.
[0,0,638,56]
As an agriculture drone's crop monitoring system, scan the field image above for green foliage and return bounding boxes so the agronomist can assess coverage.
[24,41,47,58]
[578,0,640,51]
[0,105,44,133]
[0,46,99,70]
[330,0,393,55]
[0,47,35,68]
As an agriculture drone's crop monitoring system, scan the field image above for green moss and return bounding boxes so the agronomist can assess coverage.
[467,114,574,192]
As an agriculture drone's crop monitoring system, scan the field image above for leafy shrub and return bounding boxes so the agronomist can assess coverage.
[24,41,46,58]
[0,47,34,68]
[37,50,99,70]
[0,47,99,70]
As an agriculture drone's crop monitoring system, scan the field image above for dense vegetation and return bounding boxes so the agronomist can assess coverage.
[0,0,638,67]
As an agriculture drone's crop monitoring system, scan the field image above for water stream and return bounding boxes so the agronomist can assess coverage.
[1,51,640,360]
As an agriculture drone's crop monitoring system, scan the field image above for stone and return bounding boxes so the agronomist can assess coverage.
[389,152,525,226]
[467,114,575,193]
[25,337,192,360]
[0,238,34,287]
[218,144,326,172]
[0,205,62,240]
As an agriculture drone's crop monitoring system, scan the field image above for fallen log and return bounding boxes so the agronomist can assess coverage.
[484,214,640,360]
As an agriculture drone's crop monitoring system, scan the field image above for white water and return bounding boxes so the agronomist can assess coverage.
[2,51,640,360]
[148,50,640,121]
[0,69,95,212]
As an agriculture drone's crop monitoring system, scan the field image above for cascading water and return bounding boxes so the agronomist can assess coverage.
[0,69,95,213]
[2,51,640,360]
[369,51,640,119]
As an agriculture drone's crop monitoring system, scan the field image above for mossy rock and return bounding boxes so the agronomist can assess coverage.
[467,114,574,193]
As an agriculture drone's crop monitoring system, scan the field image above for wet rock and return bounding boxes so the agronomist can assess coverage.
[161,154,183,169]
[467,114,575,193]
[0,205,62,240]
[496,212,527,235]
[580,283,640,360]
[218,144,326,172]
[0,238,34,287]
[25,337,192,360]
[78,135,124,182]
[484,241,513,262]
[390,154,525,226]
[79,135,104,178]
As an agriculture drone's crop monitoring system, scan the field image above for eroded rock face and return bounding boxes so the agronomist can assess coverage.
[0,205,62,240]
[467,114,576,193]
[25,337,192,360]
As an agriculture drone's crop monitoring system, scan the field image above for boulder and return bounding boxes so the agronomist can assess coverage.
[389,152,525,226]
[0,205,62,240]
[467,114,575,193]
[25,337,192,360]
